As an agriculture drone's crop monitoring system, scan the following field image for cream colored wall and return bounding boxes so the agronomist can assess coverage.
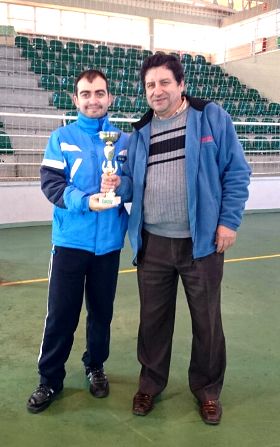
[0,178,279,226]
[223,50,280,103]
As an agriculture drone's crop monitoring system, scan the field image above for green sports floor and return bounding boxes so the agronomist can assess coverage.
[0,212,280,447]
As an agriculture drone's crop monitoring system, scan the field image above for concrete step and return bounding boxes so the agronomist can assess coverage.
[0,87,52,107]
[0,45,21,58]
[8,136,49,150]
[0,73,39,89]
[1,58,30,73]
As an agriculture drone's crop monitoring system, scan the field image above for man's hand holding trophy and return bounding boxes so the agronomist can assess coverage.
[89,131,122,212]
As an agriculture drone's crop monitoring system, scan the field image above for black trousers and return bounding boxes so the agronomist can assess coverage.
[38,246,120,392]
[137,231,226,402]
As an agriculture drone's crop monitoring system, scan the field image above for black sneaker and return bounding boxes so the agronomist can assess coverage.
[26,384,58,413]
[87,368,109,398]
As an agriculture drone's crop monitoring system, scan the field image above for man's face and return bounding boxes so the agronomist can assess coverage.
[73,76,112,118]
[144,66,184,119]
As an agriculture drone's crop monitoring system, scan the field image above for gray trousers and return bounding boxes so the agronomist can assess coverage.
[137,230,226,403]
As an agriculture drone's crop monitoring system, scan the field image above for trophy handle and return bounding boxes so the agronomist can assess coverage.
[102,160,118,175]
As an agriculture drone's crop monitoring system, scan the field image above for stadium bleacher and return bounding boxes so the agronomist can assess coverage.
[15,35,279,127]
[0,34,279,179]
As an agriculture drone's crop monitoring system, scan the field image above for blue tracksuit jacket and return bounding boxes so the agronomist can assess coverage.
[40,112,129,255]
[116,96,251,261]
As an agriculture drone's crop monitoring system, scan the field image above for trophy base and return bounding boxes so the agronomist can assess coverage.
[99,195,121,206]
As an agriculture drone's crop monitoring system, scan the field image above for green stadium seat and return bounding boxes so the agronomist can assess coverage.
[111,57,124,69]
[106,67,123,81]
[271,136,280,151]
[247,88,261,101]
[253,103,268,116]
[195,64,210,75]
[63,111,78,125]
[269,119,279,135]
[82,43,95,56]
[230,88,246,101]
[251,136,271,152]
[117,80,135,96]
[40,74,60,91]
[112,47,125,58]
[181,53,193,64]
[209,65,223,76]
[75,53,91,65]
[51,91,75,110]
[200,85,212,99]
[49,39,63,52]
[240,137,252,152]
[21,45,39,60]
[61,76,75,93]
[68,63,83,77]
[223,100,238,116]
[32,37,48,51]
[227,76,241,87]
[122,67,139,82]
[126,48,142,60]
[41,48,57,62]
[134,97,148,113]
[30,59,48,75]
[49,61,68,76]
[131,112,142,120]
[113,83,122,96]
[113,97,134,113]
[65,41,81,54]
[0,131,13,152]
[59,49,75,64]
[267,102,280,116]
[194,54,206,65]
[187,86,202,96]
[215,76,228,87]
[188,75,199,86]
[15,35,30,48]
[110,113,132,132]
[238,101,254,116]
[215,86,230,100]
[198,76,213,86]
[141,49,153,59]
[133,82,144,96]
[250,118,264,134]
[91,54,108,67]
[184,64,196,76]
[124,58,140,69]
[109,80,118,95]
[97,45,112,57]
[234,118,246,134]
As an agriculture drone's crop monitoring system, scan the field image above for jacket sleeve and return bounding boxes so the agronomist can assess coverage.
[115,132,135,203]
[40,132,67,208]
[40,131,90,212]
[208,105,251,230]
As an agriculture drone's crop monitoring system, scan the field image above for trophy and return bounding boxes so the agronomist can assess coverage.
[99,131,121,206]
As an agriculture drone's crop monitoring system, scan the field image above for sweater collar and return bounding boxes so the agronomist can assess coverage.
[77,112,111,135]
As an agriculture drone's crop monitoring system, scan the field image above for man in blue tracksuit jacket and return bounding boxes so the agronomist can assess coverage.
[102,53,251,424]
[27,69,129,413]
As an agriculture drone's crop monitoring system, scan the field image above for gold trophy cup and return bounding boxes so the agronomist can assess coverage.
[99,131,121,206]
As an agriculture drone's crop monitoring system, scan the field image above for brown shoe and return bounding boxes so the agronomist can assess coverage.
[199,400,222,425]
[133,392,154,416]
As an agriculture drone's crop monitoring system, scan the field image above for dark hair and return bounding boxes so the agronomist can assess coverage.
[140,52,184,87]
[74,69,109,96]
